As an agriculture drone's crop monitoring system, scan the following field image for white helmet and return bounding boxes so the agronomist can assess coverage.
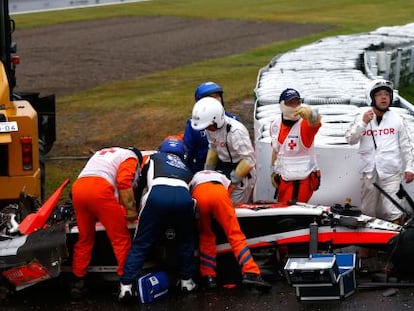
[365,79,394,107]
[191,97,225,130]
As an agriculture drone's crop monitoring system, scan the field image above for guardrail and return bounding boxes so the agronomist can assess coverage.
[365,24,414,88]
[9,0,149,14]
[365,47,414,88]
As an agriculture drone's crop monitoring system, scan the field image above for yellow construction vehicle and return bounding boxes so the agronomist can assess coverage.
[0,1,68,296]
[0,0,55,206]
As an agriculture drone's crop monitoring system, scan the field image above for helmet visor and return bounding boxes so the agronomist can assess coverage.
[371,80,393,94]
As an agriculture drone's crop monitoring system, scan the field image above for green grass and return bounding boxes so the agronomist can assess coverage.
[13,0,414,32]
[15,0,413,197]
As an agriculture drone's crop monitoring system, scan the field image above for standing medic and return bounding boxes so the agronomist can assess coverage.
[269,88,322,203]
[191,97,255,204]
[345,79,414,224]
[183,81,238,173]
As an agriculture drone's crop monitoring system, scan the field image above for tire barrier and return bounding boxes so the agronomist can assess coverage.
[253,22,414,206]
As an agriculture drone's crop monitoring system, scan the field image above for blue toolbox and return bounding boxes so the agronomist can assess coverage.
[284,253,356,301]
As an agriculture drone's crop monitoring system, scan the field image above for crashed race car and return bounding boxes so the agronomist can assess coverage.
[0,180,412,297]
[0,179,69,296]
[64,199,403,281]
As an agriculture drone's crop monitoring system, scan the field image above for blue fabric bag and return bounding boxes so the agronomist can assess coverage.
[137,271,170,303]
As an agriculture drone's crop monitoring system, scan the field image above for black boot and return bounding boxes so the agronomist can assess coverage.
[70,276,87,300]
[241,273,272,292]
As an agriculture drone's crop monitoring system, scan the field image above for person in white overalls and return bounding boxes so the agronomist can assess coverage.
[346,79,414,224]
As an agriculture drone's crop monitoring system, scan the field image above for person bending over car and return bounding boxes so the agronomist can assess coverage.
[119,138,197,302]
[70,146,142,300]
[190,169,272,291]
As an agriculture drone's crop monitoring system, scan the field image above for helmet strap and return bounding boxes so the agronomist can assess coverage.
[213,122,225,130]
[220,94,225,107]
[373,102,389,114]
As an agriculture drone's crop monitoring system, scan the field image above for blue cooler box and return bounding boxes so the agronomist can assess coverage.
[137,271,170,304]
[284,253,356,301]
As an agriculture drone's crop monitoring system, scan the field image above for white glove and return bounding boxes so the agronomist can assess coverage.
[230,170,242,184]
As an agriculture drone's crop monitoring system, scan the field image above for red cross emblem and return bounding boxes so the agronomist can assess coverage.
[98,147,117,155]
[288,139,297,150]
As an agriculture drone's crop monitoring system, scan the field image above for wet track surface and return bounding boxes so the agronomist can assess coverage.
[3,266,414,311]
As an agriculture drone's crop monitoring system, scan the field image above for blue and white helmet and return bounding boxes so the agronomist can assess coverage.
[158,138,187,159]
[194,81,223,102]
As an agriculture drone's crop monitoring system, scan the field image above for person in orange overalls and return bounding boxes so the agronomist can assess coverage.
[269,88,322,203]
[70,146,142,300]
[190,170,271,291]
